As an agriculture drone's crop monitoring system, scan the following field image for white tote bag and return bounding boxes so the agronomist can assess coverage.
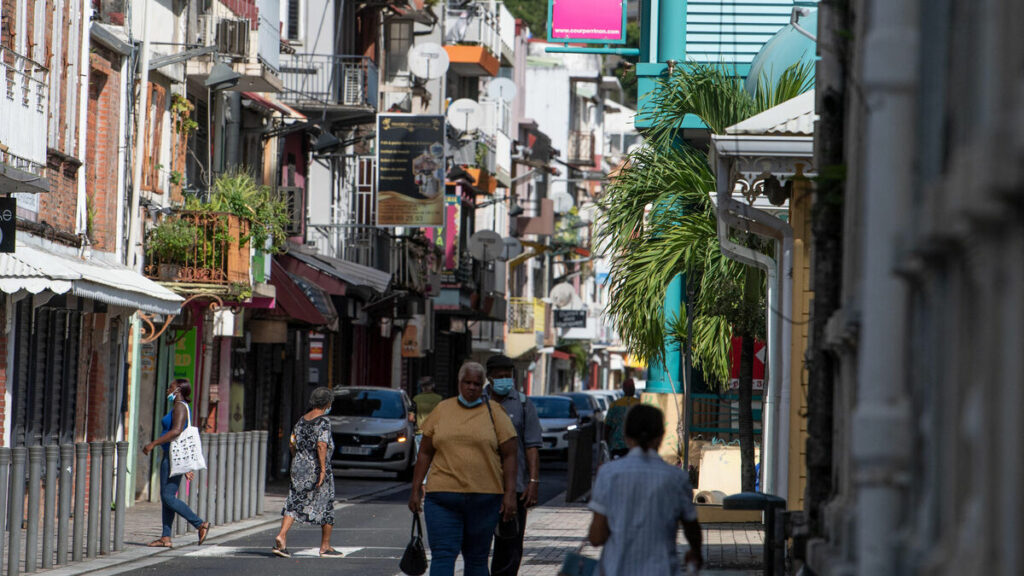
[169,403,207,476]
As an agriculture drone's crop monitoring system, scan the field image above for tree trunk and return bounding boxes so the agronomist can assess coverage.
[738,333,756,492]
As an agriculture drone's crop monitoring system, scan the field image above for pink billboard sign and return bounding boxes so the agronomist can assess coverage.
[549,0,626,43]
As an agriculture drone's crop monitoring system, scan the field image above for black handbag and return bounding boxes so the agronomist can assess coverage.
[399,512,428,575]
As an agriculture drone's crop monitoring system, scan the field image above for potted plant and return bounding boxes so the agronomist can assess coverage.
[146,217,199,280]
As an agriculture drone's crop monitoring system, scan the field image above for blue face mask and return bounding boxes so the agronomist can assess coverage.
[491,377,515,396]
[458,394,483,408]
[167,392,176,403]
[323,407,331,415]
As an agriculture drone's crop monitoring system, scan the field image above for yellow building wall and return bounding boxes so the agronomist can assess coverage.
[788,174,813,511]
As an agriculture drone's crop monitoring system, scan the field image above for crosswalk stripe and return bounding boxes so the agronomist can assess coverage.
[184,546,365,558]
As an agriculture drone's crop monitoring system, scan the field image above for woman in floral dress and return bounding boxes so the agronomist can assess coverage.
[273,387,343,557]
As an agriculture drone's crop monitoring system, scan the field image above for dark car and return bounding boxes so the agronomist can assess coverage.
[327,387,416,480]
[556,392,603,425]
[531,396,580,459]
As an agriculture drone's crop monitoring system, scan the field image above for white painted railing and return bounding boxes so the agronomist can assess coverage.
[0,46,48,176]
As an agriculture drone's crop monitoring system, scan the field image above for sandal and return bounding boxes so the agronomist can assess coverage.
[147,538,173,548]
[272,539,291,558]
[197,522,211,545]
[319,548,344,558]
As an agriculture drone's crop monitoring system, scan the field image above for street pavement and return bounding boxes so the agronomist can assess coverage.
[36,459,762,576]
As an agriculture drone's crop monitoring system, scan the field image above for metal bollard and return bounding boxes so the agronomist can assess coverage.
[43,445,58,568]
[100,442,114,554]
[186,457,199,532]
[114,442,128,551]
[87,442,101,558]
[0,447,9,570]
[256,431,268,515]
[246,431,257,518]
[26,446,42,573]
[206,433,219,527]
[241,432,252,520]
[225,433,236,523]
[9,447,26,576]
[57,445,72,564]
[73,443,87,562]
[197,434,210,523]
[232,433,243,523]
[215,434,227,526]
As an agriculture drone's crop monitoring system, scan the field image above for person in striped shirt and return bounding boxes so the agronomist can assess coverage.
[587,404,703,575]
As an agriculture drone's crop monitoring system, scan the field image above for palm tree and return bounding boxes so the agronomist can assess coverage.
[597,61,812,490]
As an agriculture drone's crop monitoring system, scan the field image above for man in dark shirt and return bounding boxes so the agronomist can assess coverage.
[486,354,543,576]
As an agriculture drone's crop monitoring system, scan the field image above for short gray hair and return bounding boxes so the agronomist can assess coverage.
[457,361,485,382]
[309,386,333,409]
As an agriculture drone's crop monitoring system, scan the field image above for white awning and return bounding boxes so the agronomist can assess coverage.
[0,241,184,315]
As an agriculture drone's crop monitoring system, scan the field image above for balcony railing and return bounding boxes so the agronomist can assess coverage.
[0,46,48,178]
[567,130,596,166]
[144,211,252,287]
[445,3,501,59]
[509,297,545,333]
[279,54,378,109]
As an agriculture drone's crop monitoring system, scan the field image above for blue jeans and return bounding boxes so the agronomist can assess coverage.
[424,492,502,576]
[159,455,204,537]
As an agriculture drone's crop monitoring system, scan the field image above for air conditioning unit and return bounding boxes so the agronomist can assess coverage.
[216,19,250,57]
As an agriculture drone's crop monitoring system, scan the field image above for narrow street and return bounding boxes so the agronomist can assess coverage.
[125,461,568,576]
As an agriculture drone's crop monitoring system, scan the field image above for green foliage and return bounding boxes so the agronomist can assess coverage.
[754,59,815,112]
[598,60,812,389]
[503,0,547,38]
[170,93,198,135]
[185,169,292,254]
[146,217,200,262]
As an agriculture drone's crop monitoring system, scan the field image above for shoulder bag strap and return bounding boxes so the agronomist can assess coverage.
[484,400,500,449]
[178,401,192,430]
[411,512,422,538]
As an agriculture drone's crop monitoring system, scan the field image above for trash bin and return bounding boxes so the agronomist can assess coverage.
[723,492,786,576]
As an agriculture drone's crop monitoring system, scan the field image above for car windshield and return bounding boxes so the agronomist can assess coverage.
[562,394,591,411]
[331,389,405,419]
[533,398,574,419]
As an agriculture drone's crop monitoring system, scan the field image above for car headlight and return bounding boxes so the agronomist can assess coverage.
[383,431,409,443]
[566,424,578,431]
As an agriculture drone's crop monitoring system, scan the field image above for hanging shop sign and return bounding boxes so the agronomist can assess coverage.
[554,309,587,328]
[0,197,15,252]
[376,114,446,227]
[547,0,627,44]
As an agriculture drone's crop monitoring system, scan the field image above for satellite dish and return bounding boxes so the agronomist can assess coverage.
[549,283,577,309]
[487,78,517,102]
[447,98,483,133]
[408,43,450,79]
[551,190,575,214]
[499,237,523,261]
[468,230,504,261]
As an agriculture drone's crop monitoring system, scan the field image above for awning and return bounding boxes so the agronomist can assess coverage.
[268,260,326,325]
[242,92,306,119]
[281,245,391,295]
[0,241,184,315]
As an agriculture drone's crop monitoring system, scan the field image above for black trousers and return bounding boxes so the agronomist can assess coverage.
[491,493,528,576]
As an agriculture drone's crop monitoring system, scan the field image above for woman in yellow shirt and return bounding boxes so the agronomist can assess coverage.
[408,361,518,576]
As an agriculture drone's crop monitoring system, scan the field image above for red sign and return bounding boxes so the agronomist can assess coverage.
[729,337,765,391]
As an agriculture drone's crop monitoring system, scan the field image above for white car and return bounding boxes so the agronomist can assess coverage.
[327,387,416,479]
[532,396,580,459]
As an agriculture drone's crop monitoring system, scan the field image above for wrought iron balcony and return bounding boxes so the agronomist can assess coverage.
[144,211,252,291]
[279,54,378,110]
[0,46,48,192]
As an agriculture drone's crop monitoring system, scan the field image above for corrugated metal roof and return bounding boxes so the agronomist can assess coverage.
[725,90,815,136]
[0,240,183,315]
[285,246,392,294]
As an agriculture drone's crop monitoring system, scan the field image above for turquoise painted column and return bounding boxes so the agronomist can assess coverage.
[646,274,683,393]
[635,0,687,128]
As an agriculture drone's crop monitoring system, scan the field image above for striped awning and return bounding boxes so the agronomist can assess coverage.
[0,240,184,315]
